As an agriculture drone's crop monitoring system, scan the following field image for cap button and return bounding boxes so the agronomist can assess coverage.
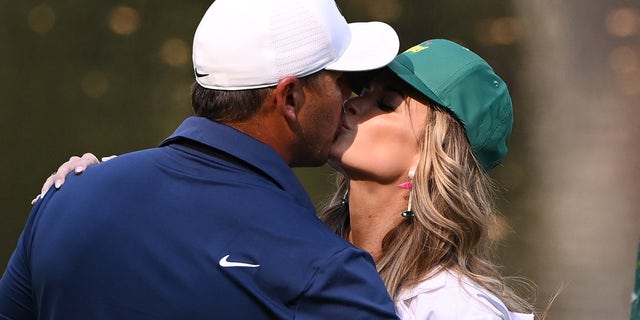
[493,80,499,87]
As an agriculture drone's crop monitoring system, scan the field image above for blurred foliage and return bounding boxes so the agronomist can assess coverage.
[0,0,208,268]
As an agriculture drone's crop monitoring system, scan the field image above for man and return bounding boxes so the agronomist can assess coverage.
[0,0,400,318]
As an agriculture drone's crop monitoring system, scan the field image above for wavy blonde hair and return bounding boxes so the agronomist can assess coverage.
[319,98,535,314]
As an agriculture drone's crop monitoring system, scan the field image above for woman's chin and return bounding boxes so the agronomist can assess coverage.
[326,157,346,174]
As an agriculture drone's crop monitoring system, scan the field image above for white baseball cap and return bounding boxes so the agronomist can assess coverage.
[192,0,400,90]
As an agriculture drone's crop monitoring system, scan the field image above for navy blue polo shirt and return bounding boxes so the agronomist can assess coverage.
[0,117,398,319]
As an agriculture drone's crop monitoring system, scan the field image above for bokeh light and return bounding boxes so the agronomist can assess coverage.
[161,38,190,67]
[617,71,640,96]
[609,46,638,75]
[364,0,402,22]
[475,17,521,46]
[107,6,140,36]
[609,45,640,96]
[81,70,109,98]
[605,7,639,38]
[28,4,56,35]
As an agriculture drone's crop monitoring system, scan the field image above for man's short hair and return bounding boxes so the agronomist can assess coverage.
[191,71,323,123]
[191,83,272,122]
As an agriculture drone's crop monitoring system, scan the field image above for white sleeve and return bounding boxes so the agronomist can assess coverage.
[398,290,505,320]
[395,271,533,320]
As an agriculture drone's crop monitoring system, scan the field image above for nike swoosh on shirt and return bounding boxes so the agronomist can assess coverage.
[219,255,260,268]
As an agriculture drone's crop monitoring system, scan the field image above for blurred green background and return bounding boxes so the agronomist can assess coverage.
[1,0,639,319]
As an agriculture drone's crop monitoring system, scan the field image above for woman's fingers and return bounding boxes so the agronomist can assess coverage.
[31,153,102,205]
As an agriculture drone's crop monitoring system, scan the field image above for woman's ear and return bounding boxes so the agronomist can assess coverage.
[273,76,305,123]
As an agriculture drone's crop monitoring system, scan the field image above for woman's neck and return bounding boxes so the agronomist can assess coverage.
[347,179,408,261]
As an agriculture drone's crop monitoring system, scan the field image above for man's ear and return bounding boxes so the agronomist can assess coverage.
[273,76,305,123]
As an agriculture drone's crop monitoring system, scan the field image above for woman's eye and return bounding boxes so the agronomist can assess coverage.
[376,100,396,112]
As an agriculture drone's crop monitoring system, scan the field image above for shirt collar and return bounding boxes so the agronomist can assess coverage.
[160,116,314,209]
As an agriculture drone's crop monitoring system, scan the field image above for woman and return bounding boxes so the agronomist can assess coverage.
[37,39,535,319]
[321,39,534,319]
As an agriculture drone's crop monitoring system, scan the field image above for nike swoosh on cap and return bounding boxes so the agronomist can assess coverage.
[194,68,209,78]
[219,255,260,268]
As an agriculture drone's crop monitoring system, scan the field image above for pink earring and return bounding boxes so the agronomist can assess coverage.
[398,169,415,218]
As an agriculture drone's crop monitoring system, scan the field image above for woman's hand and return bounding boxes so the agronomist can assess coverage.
[31,153,116,204]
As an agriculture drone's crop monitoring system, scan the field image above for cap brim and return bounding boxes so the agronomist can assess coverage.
[325,22,399,72]
[388,58,445,107]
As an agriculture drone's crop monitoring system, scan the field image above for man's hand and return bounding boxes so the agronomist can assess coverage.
[31,153,116,205]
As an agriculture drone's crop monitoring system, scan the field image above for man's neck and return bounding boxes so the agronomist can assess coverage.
[224,116,295,166]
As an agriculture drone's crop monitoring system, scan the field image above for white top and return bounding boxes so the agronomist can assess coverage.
[394,269,534,320]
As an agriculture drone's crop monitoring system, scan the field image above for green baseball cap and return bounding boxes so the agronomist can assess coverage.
[387,39,513,171]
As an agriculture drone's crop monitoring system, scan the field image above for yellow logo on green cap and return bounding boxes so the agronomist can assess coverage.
[405,41,431,54]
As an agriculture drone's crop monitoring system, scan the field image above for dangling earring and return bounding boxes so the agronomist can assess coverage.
[339,187,349,207]
[399,169,416,218]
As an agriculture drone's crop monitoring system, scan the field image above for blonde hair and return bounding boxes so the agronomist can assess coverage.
[319,101,534,313]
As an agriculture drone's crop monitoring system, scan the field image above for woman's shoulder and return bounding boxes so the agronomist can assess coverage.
[394,269,533,320]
